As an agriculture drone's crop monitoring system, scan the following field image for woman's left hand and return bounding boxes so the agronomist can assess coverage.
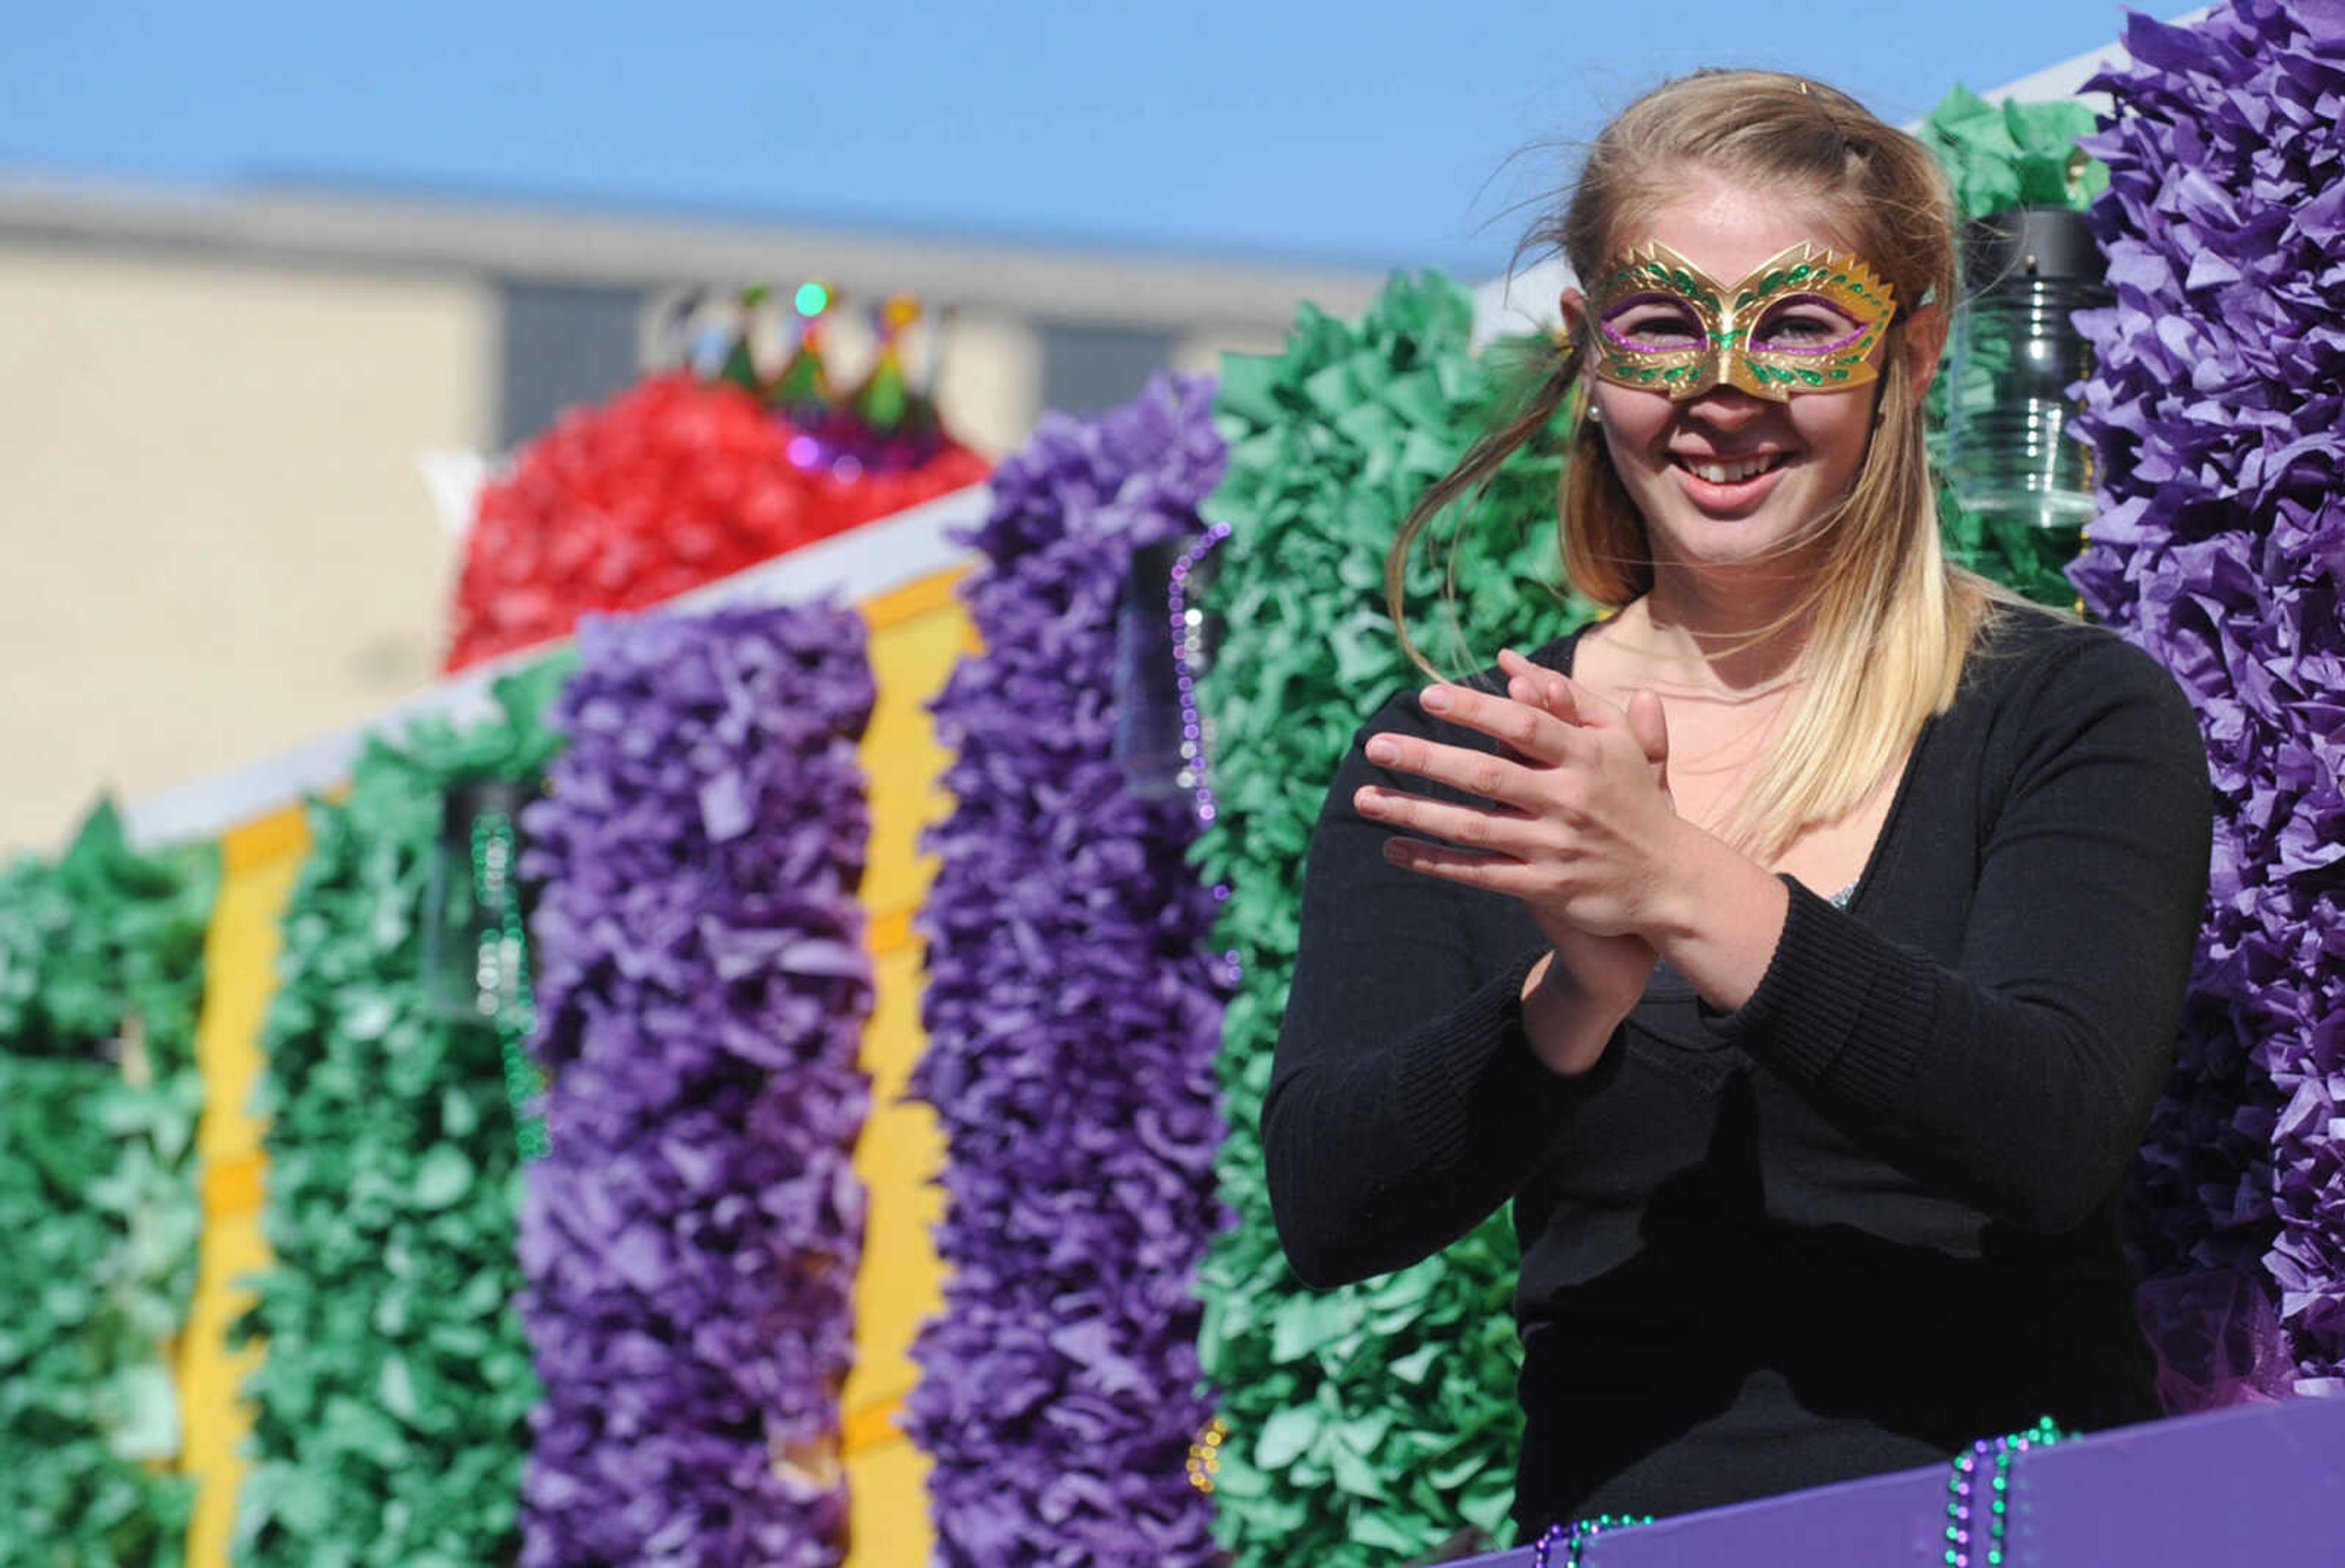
[1356,648,1690,942]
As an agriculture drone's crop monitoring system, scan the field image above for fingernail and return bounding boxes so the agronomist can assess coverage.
[1422,687,1452,713]
[1365,736,1399,763]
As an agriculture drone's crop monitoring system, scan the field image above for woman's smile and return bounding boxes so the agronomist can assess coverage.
[1668,448,1795,511]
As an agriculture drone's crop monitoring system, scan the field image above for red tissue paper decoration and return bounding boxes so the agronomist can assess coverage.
[443,372,989,672]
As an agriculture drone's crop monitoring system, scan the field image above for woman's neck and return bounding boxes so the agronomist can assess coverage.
[1615,564,1811,699]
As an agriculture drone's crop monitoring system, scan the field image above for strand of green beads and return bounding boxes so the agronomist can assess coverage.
[1945,1415,2068,1568]
[1530,1511,1656,1568]
[472,809,550,1160]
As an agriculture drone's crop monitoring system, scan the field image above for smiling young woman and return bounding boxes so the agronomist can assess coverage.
[1270,70,2213,1534]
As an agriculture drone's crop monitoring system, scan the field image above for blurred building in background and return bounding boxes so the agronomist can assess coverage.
[0,176,1383,854]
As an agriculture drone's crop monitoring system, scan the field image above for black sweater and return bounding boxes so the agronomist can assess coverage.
[1265,608,2212,1530]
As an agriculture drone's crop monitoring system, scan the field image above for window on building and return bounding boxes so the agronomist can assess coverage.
[1039,321,1176,419]
[496,280,648,448]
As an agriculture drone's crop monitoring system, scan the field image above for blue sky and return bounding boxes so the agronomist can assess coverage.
[8,2,2148,275]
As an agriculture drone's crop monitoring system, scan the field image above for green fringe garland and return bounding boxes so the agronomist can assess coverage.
[0,802,220,1567]
[230,660,567,1568]
[1194,274,1594,1565]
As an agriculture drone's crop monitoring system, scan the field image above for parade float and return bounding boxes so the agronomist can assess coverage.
[5,10,2343,1561]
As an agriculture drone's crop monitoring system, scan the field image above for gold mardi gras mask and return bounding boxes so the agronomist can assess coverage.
[1582,241,1898,402]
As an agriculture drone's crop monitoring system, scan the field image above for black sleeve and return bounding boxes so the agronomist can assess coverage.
[1263,691,1613,1288]
[1706,631,2213,1233]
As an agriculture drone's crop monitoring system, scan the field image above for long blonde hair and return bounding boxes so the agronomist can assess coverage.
[1388,70,2010,858]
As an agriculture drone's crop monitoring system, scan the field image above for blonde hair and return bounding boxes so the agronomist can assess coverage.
[1387,68,2011,858]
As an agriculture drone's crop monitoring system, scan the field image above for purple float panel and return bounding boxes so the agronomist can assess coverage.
[1452,1395,2345,1566]
[2009,1396,2345,1563]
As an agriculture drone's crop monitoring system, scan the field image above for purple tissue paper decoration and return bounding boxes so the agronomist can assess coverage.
[514,602,878,1566]
[2069,0,2345,1394]
[907,372,1234,1565]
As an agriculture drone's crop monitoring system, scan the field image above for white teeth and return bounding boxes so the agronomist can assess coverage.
[1683,454,1780,484]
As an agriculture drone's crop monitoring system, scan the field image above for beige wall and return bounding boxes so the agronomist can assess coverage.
[0,242,492,854]
[0,232,1301,858]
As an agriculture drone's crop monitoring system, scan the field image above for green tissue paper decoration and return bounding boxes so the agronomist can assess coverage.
[1918,84,2106,222]
[1194,274,1594,1566]
[1919,85,2106,604]
[0,801,220,1568]
[232,658,569,1568]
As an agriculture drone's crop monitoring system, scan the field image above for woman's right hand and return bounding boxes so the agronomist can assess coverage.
[1502,650,1668,1073]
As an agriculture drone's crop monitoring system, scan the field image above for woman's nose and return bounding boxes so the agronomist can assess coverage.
[1682,387,1773,429]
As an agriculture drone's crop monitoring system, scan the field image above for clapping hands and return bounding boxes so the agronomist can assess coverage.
[1355,648,1682,1035]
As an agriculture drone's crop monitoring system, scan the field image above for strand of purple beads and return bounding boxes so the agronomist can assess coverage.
[1166,519,1241,986]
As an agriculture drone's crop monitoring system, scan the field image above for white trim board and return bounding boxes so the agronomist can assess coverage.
[120,482,992,850]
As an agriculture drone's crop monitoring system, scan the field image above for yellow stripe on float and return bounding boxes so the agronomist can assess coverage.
[170,566,975,1568]
[198,1153,266,1219]
[183,802,313,1568]
[842,1393,909,1457]
[867,906,916,959]
[863,567,968,634]
[844,571,972,1566]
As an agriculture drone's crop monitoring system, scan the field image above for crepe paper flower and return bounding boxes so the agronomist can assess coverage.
[443,373,989,672]
[904,372,1233,1567]
[1916,85,2107,606]
[2068,0,2345,1393]
[232,669,565,1567]
[1194,276,1596,1566]
[515,601,876,1568]
[1919,84,2109,224]
[0,802,216,1567]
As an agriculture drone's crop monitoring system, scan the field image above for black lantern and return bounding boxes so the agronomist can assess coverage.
[1946,205,2113,534]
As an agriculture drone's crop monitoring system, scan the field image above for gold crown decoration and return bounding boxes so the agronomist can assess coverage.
[661,282,953,473]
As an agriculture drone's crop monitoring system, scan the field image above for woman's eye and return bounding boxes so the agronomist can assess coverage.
[1606,307,1703,347]
[1752,307,1855,349]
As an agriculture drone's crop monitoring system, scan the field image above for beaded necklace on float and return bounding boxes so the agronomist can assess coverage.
[1166,520,1242,989]
[1172,520,1243,1504]
[1530,1512,1651,1567]
[471,807,550,1160]
[1517,1414,2070,1567]
[1945,1417,2070,1567]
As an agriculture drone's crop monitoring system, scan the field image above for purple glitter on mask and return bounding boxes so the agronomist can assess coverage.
[2070,0,2345,1392]
[905,373,1234,1565]
[515,601,877,1566]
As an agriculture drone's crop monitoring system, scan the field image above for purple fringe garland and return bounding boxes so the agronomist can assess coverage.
[906,373,1234,1565]
[2071,0,2345,1393]
[515,602,878,1565]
